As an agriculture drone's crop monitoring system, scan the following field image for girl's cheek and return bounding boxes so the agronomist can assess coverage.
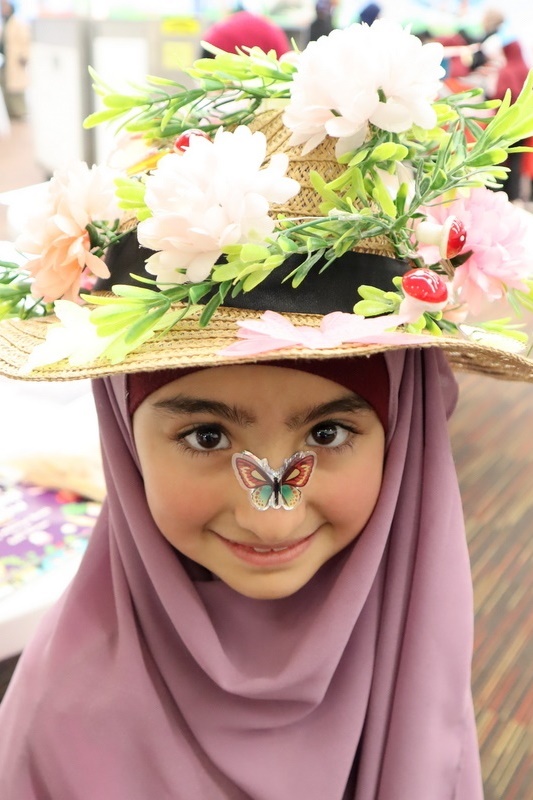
[148,468,225,526]
[317,459,383,523]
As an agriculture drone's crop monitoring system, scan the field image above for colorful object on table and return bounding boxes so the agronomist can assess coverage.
[0,483,100,598]
[232,450,316,510]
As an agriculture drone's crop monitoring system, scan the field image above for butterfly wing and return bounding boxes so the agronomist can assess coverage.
[232,451,275,510]
[233,452,272,489]
[251,484,275,510]
[278,452,316,510]
[279,483,301,509]
[281,452,316,488]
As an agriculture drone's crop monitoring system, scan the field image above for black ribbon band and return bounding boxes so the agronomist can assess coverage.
[98,232,408,315]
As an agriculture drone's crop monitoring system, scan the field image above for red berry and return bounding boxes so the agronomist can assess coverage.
[173,129,211,152]
[442,217,467,259]
[402,268,448,304]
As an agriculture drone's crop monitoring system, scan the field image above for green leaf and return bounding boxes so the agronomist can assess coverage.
[111,284,162,300]
[239,243,270,263]
[91,309,146,337]
[102,94,150,109]
[0,259,23,271]
[395,182,409,216]
[369,142,409,163]
[242,270,271,291]
[423,314,443,336]
[353,299,392,317]
[83,108,124,128]
[187,282,212,304]
[346,148,370,167]
[406,316,427,333]
[264,254,285,269]
[370,173,397,218]
[212,261,242,282]
[277,235,299,253]
[358,284,389,301]
[514,292,533,312]
[347,166,369,205]
[199,292,223,327]
[144,75,186,87]
[123,305,167,345]
[286,249,325,288]
[309,171,341,205]
[467,147,508,167]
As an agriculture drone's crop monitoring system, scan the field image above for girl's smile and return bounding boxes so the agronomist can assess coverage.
[215,531,316,566]
[133,364,386,599]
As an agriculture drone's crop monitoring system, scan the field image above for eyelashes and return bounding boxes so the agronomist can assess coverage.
[173,420,360,456]
[306,422,354,448]
[176,425,230,453]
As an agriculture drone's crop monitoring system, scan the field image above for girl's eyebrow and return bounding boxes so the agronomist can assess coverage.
[152,393,370,429]
[286,394,371,430]
[151,395,256,426]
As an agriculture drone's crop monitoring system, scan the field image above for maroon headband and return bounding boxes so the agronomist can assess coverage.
[127,355,390,431]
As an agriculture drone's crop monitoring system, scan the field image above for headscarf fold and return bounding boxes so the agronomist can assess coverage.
[0,349,483,799]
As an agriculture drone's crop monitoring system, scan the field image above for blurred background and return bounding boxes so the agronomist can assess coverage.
[1,2,532,798]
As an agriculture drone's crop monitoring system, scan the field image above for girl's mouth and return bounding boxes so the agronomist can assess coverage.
[216,533,315,567]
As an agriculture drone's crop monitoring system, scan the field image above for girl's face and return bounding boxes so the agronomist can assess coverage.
[133,365,386,600]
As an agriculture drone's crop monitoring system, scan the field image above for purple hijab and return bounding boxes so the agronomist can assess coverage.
[0,349,483,799]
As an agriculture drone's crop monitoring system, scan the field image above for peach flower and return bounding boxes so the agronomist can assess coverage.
[16,163,121,303]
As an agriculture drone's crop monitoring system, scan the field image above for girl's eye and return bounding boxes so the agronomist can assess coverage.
[306,422,351,448]
[181,426,230,451]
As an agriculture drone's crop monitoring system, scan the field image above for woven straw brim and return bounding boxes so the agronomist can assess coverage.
[1,306,533,382]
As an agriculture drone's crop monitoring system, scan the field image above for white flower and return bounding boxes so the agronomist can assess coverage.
[137,126,300,284]
[283,21,444,155]
[21,301,114,373]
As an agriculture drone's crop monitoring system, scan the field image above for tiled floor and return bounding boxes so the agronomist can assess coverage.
[1,119,532,798]
[450,373,533,799]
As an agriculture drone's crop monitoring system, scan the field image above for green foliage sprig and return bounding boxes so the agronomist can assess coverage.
[84,45,295,140]
[0,261,52,320]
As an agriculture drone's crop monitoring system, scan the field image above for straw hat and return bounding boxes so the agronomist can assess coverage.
[2,20,533,382]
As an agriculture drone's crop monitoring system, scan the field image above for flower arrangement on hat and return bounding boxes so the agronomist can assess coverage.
[2,19,533,378]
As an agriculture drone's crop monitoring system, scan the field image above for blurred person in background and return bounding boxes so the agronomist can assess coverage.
[308,0,338,41]
[200,4,291,58]
[466,9,530,201]
[428,7,530,202]
[0,0,30,120]
[356,3,381,26]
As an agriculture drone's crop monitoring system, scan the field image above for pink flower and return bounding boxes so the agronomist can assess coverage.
[418,188,533,315]
[218,310,431,358]
[16,163,120,303]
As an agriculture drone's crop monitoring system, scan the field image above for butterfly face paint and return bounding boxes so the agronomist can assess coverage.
[232,451,316,511]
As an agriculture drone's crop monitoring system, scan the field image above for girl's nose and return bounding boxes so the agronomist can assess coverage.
[234,491,309,545]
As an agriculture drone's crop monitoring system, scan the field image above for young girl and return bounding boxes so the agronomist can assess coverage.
[1,20,533,799]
